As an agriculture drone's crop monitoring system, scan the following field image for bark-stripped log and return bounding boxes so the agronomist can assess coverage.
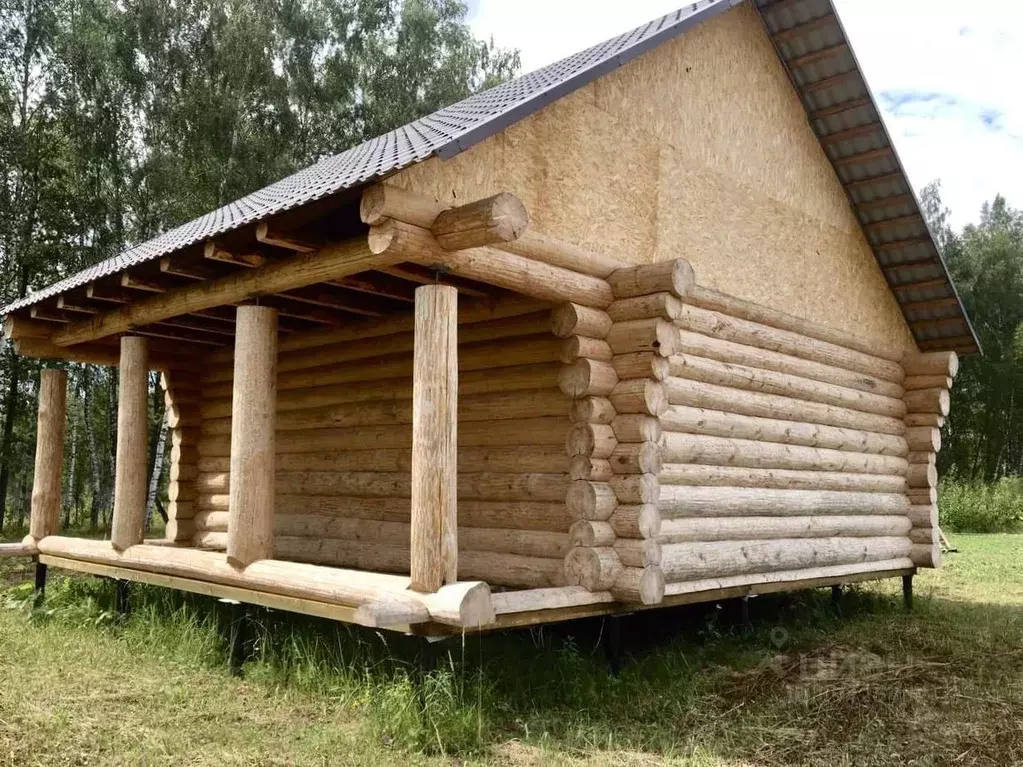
[675,304,904,382]
[659,515,913,543]
[659,464,906,494]
[566,423,617,458]
[660,536,912,582]
[410,284,458,593]
[902,351,959,378]
[659,432,908,475]
[903,388,951,416]
[606,319,681,357]
[226,306,278,568]
[28,369,67,542]
[669,354,905,418]
[658,486,910,518]
[610,379,667,415]
[564,546,622,590]
[550,304,612,339]
[675,329,904,398]
[111,337,149,551]
[611,566,665,604]
[661,405,908,456]
[431,192,528,250]
[558,358,619,397]
[608,293,682,322]
[609,504,661,539]
[665,376,905,436]
[608,260,695,299]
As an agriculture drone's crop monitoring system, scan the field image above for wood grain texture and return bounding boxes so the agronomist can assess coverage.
[111,337,149,550]
[28,369,67,541]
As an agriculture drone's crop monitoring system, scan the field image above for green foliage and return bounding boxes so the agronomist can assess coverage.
[939,478,1023,533]
[921,184,1023,481]
[0,0,518,531]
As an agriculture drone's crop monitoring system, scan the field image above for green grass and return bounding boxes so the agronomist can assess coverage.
[2,534,1023,765]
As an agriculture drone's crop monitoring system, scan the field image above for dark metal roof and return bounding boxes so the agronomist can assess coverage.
[755,0,980,355]
[4,0,980,356]
[3,0,739,315]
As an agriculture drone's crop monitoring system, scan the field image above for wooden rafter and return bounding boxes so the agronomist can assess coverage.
[802,69,860,95]
[820,121,883,146]
[831,146,893,168]
[808,97,873,122]
[378,263,493,298]
[772,13,838,44]
[787,42,849,70]
[204,242,265,268]
[854,194,916,214]
[255,222,318,253]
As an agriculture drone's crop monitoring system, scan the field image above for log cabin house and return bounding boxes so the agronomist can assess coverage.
[0,0,977,634]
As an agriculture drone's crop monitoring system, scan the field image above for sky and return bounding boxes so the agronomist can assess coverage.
[464,0,1022,229]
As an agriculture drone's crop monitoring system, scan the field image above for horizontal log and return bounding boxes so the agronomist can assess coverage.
[609,504,661,539]
[564,546,622,591]
[0,539,37,558]
[906,463,938,489]
[904,413,944,428]
[607,319,680,357]
[202,362,564,419]
[569,456,614,481]
[686,284,904,363]
[55,236,395,347]
[609,473,659,504]
[663,557,914,597]
[659,515,912,543]
[196,470,568,502]
[375,219,614,308]
[658,486,909,518]
[613,538,662,567]
[197,446,570,475]
[550,304,612,339]
[198,417,571,456]
[676,304,904,383]
[660,536,912,582]
[501,231,627,279]
[608,260,694,300]
[204,312,555,383]
[611,566,664,604]
[431,192,528,250]
[659,464,906,494]
[661,404,908,456]
[659,432,908,475]
[611,352,669,382]
[907,488,937,506]
[909,527,939,544]
[903,351,958,378]
[490,586,615,616]
[904,375,952,391]
[611,415,660,444]
[560,336,613,363]
[665,376,906,436]
[201,389,569,435]
[903,388,951,416]
[905,427,941,453]
[669,354,905,418]
[569,520,616,547]
[610,379,667,416]
[908,504,938,528]
[558,359,619,397]
[37,536,492,627]
[607,293,681,322]
[906,452,936,466]
[566,481,618,521]
[675,329,904,399]
[609,442,663,475]
[911,543,941,568]
[566,423,617,459]
[569,396,617,425]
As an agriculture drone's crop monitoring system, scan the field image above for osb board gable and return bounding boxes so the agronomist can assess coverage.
[390,7,915,353]
[593,3,858,236]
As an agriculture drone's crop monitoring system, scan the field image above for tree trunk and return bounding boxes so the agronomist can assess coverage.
[0,349,22,533]
[146,417,168,531]
[83,368,104,531]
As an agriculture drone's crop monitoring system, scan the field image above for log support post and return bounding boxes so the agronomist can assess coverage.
[115,579,132,618]
[28,369,68,544]
[227,306,278,569]
[111,337,149,551]
[410,285,458,593]
[33,559,47,606]
[225,599,250,676]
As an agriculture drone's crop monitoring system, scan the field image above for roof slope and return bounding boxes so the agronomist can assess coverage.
[3,0,979,354]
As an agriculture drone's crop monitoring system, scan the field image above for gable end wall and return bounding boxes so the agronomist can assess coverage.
[392,3,916,355]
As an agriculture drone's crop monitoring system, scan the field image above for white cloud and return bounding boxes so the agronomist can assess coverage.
[467,0,1023,227]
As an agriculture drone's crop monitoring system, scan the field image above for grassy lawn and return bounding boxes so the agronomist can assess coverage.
[0,534,1021,765]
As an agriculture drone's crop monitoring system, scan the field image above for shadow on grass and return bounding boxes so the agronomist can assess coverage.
[9,570,1023,765]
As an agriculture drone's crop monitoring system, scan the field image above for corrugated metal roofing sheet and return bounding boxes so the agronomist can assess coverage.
[4,0,979,356]
[755,0,980,355]
[2,0,740,314]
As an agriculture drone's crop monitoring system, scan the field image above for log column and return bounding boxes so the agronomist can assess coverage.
[410,285,458,593]
[27,369,68,543]
[227,306,279,568]
[111,336,149,551]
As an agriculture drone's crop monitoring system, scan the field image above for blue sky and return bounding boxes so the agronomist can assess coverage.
[465,0,1022,229]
